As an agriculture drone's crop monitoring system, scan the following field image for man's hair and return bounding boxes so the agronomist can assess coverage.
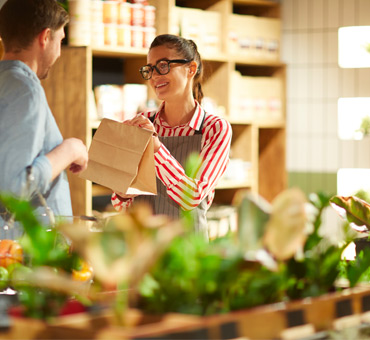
[0,0,69,52]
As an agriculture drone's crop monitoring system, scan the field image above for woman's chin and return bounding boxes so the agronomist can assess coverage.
[156,91,167,101]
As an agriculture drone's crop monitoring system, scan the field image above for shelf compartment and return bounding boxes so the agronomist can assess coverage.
[233,0,280,18]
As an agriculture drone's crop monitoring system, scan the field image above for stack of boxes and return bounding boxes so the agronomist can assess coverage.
[230,71,282,122]
[228,14,282,122]
[228,14,280,62]
[68,0,156,49]
[171,7,222,56]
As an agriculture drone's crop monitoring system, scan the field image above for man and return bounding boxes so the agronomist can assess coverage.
[0,0,88,239]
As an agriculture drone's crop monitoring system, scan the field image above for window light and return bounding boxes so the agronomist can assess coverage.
[338,26,370,68]
[337,168,370,196]
[337,97,370,140]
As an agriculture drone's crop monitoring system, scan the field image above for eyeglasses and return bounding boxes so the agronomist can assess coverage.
[139,59,192,80]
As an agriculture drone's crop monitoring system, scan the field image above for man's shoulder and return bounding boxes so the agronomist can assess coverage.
[0,60,38,86]
[0,61,41,101]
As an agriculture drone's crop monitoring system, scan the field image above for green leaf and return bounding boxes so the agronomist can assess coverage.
[330,195,370,229]
[234,191,271,252]
[346,247,370,287]
[139,274,160,297]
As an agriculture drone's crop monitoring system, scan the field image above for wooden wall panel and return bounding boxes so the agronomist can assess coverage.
[258,128,286,202]
[42,46,92,216]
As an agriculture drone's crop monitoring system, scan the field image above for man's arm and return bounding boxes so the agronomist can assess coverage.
[46,137,88,181]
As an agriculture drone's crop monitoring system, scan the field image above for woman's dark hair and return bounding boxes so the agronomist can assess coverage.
[0,0,69,53]
[150,34,204,103]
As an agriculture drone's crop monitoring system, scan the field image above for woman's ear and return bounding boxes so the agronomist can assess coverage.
[188,61,198,76]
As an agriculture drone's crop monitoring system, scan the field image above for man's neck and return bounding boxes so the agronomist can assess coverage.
[3,51,37,75]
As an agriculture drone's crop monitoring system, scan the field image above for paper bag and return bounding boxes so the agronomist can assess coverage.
[79,118,157,195]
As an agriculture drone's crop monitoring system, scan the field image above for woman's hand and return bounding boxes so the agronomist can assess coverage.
[123,115,161,153]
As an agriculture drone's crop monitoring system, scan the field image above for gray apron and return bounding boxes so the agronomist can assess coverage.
[135,115,208,239]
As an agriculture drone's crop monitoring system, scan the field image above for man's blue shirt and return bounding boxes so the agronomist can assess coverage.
[0,60,72,239]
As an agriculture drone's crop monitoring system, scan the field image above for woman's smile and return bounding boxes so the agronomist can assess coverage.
[155,81,169,89]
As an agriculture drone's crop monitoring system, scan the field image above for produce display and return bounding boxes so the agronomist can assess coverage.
[1,188,370,338]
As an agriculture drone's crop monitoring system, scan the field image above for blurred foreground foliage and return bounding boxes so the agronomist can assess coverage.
[3,187,370,320]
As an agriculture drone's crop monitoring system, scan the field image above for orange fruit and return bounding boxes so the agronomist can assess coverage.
[72,260,93,282]
[0,239,23,268]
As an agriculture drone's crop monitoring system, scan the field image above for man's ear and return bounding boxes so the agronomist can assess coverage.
[38,28,51,48]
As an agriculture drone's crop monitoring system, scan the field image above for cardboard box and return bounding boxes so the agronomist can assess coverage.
[173,7,222,55]
[256,17,281,61]
[228,14,256,59]
[230,72,282,122]
[228,14,281,62]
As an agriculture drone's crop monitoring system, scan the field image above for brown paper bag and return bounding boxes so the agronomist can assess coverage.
[79,118,157,195]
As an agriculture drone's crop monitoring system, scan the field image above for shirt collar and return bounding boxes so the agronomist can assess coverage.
[0,60,40,84]
[153,100,205,132]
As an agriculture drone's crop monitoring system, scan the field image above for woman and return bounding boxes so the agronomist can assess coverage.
[111,34,232,238]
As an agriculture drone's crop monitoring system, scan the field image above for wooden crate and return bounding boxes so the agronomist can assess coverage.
[3,286,370,339]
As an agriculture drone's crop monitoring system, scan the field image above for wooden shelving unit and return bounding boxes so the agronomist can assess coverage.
[42,0,286,216]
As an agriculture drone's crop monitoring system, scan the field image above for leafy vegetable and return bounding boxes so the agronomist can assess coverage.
[0,194,87,319]
[263,188,307,260]
[138,233,284,315]
[330,195,370,230]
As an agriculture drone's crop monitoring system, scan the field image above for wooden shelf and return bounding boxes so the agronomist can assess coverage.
[232,0,279,7]
[42,0,286,215]
[257,120,285,128]
[227,119,284,128]
[92,46,148,58]
[233,57,284,67]
[93,45,229,62]
[216,179,252,190]
[92,46,282,67]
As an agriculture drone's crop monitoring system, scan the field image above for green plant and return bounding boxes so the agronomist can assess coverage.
[365,43,370,54]
[138,189,370,316]
[138,232,284,315]
[282,192,350,299]
[330,194,370,287]
[1,191,184,322]
[0,194,88,319]
[358,116,370,137]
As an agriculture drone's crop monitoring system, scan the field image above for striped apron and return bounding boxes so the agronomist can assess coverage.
[135,115,208,239]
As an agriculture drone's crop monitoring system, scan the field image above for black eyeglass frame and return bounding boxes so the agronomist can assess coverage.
[139,59,192,80]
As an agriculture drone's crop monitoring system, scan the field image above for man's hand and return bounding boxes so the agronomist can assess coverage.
[46,137,88,181]
[65,138,88,174]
